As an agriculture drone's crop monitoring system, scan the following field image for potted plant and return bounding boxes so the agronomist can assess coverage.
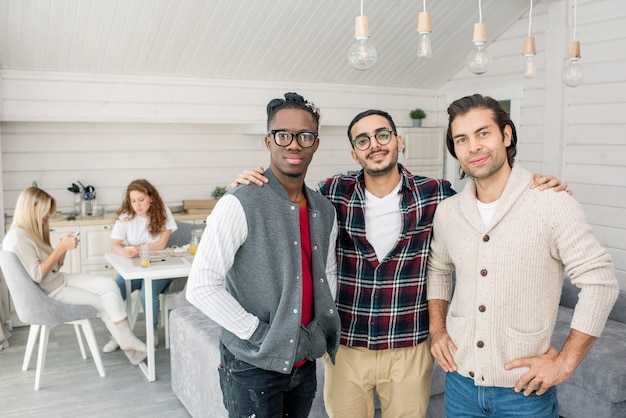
[409,108,427,127]
[211,186,227,200]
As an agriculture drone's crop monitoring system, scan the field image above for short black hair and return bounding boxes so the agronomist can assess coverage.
[266,92,320,130]
[346,109,397,147]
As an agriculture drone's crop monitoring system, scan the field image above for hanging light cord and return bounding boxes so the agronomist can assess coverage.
[360,0,364,17]
[573,0,578,41]
[527,0,533,37]
[478,0,483,23]
[423,0,426,12]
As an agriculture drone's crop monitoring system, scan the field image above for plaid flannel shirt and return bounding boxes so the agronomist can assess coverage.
[319,164,455,350]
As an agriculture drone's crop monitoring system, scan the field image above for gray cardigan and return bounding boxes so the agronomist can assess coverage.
[222,169,340,374]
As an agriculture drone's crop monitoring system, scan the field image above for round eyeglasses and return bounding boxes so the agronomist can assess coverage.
[351,129,395,151]
[269,130,318,148]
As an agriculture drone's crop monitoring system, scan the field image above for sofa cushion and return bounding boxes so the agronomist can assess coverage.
[170,305,227,418]
[552,306,626,403]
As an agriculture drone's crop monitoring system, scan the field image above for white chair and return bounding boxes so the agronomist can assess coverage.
[0,250,105,390]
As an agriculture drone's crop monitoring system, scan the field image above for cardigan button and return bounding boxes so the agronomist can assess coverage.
[469,371,475,378]
[291,205,296,210]
[480,269,488,277]
[312,213,317,217]
[312,245,318,251]
[478,305,486,312]
[477,341,484,348]
[293,241,298,246]
[319,278,324,283]
[328,309,334,314]
[482,235,490,242]
[293,309,298,314]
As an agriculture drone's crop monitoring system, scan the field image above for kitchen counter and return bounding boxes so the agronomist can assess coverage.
[4,211,211,231]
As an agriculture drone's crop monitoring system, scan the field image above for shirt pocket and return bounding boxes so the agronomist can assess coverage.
[505,326,551,363]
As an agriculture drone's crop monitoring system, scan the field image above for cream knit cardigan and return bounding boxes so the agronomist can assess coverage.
[427,164,618,388]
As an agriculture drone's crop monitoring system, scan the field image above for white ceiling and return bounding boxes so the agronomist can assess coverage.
[0,0,537,90]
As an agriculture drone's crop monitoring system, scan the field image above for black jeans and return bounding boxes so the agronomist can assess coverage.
[218,343,317,418]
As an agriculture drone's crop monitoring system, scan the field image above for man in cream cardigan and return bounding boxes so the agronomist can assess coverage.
[427,94,619,417]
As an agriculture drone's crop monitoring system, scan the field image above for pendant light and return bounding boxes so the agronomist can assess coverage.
[466,0,492,75]
[416,0,432,59]
[348,0,377,71]
[522,0,536,79]
[562,0,584,87]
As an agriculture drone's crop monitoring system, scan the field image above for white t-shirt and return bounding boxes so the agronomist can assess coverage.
[111,207,177,245]
[364,181,402,262]
[476,198,500,229]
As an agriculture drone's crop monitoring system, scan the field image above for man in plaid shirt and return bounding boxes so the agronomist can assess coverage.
[317,110,453,417]
[235,108,564,417]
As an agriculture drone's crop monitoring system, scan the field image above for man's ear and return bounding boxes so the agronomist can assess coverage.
[265,135,272,150]
[503,125,513,147]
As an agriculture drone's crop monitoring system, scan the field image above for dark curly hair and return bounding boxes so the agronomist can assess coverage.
[266,92,320,130]
[116,179,168,237]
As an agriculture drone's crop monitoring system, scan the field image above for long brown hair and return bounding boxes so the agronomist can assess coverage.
[446,94,518,179]
[116,179,167,237]
[10,187,56,253]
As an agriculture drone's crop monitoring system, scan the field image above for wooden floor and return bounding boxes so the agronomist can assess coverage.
[0,315,191,418]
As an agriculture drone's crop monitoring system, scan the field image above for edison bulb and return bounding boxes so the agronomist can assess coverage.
[417,33,432,59]
[466,43,491,75]
[523,55,535,79]
[348,37,377,71]
[562,58,584,87]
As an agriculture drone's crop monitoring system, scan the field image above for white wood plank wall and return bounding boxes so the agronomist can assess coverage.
[443,0,626,288]
[0,72,438,220]
[1,121,361,214]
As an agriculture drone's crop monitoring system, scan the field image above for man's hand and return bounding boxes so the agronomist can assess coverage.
[531,174,572,195]
[505,345,572,396]
[231,166,268,188]
[506,329,596,396]
[430,327,458,373]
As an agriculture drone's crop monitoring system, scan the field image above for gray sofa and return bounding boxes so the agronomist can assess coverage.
[170,280,626,418]
[551,280,626,418]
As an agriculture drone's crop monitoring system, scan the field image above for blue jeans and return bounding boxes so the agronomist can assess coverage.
[218,343,317,418]
[114,274,172,328]
[445,372,559,418]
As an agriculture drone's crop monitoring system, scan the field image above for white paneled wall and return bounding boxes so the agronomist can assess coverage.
[1,121,361,214]
[0,71,438,217]
[442,0,626,288]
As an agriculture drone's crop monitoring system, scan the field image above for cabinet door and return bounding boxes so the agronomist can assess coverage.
[80,225,113,266]
[49,227,80,273]
[399,127,444,178]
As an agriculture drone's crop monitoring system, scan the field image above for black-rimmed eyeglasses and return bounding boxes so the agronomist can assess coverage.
[268,130,318,148]
[351,129,395,151]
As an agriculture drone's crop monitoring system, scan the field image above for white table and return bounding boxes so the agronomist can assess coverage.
[104,252,192,382]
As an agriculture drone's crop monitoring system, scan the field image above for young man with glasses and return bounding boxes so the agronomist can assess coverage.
[187,92,341,418]
[234,108,566,417]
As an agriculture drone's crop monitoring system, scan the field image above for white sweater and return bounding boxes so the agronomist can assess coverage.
[427,164,618,387]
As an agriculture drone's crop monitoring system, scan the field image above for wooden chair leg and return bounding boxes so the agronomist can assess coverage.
[74,323,87,359]
[34,325,50,390]
[22,325,40,371]
[77,319,106,377]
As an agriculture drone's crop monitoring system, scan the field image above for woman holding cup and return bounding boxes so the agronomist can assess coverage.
[106,179,177,353]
